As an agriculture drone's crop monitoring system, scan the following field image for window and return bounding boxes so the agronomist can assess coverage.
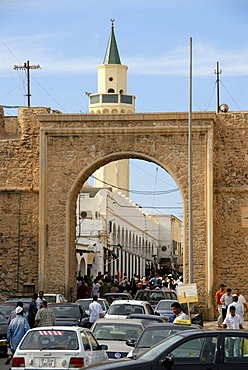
[224,335,248,363]
[108,88,115,93]
[87,332,99,351]
[80,331,91,351]
[169,336,217,364]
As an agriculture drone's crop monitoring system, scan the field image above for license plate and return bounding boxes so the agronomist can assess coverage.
[39,358,55,367]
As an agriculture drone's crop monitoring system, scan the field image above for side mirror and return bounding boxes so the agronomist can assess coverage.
[98,344,108,350]
[126,339,137,347]
[161,355,174,366]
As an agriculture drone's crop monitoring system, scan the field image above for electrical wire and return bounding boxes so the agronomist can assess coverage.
[91,175,179,195]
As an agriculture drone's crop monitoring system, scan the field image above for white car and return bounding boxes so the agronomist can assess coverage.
[76,298,109,316]
[43,293,67,304]
[104,299,154,319]
[91,318,145,359]
[11,326,108,369]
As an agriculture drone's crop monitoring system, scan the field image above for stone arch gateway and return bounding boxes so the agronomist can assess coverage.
[39,111,214,316]
[1,107,248,320]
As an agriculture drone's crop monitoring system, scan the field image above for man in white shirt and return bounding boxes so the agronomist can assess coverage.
[234,288,247,315]
[88,295,104,328]
[169,302,190,322]
[222,305,243,357]
[220,288,233,321]
[226,295,244,323]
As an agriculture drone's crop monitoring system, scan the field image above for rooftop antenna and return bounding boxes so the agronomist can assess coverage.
[214,61,222,113]
[14,60,41,107]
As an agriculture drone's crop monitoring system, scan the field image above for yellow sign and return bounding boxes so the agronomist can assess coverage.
[174,319,192,325]
[176,283,198,303]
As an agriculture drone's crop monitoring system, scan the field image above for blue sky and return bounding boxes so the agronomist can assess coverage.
[1,0,247,218]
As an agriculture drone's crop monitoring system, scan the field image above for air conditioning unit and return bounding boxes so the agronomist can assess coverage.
[80,211,93,219]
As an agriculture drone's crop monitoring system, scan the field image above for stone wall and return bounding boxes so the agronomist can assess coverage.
[0,107,247,320]
[213,113,248,298]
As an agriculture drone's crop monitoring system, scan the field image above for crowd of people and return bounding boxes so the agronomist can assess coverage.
[5,290,55,366]
[77,271,183,299]
[215,284,247,329]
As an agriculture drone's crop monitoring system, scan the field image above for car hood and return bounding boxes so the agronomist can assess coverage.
[54,318,81,326]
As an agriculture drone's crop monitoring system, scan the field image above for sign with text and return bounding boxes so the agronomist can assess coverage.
[176,283,198,303]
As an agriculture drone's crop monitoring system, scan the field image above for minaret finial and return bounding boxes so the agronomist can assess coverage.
[110,18,115,30]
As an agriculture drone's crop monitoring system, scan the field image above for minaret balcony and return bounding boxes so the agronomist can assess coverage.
[89,93,135,106]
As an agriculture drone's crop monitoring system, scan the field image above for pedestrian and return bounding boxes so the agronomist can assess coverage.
[220,288,233,321]
[234,288,248,315]
[27,292,38,328]
[7,307,30,355]
[36,290,44,309]
[35,300,56,327]
[77,279,90,299]
[88,295,104,328]
[99,278,110,297]
[8,301,24,324]
[168,302,190,322]
[90,278,101,298]
[222,305,244,356]
[215,284,226,327]
[226,295,244,323]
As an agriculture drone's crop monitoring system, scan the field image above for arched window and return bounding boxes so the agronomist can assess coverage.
[108,88,115,93]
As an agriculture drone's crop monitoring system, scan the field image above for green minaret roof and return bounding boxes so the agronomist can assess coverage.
[103,19,121,65]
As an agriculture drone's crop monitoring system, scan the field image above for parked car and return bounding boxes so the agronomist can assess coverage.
[103,293,133,305]
[84,329,248,370]
[0,312,8,355]
[5,298,31,314]
[76,298,109,316]
[91,318,145,359]
[126,322,201,358]
[49,303,89,327]
[104,300,154,319]
[0,302,17,320]
[154,299,178,320]
[43,293,67,304]
[134,289,177,309]
[11,326,108,369]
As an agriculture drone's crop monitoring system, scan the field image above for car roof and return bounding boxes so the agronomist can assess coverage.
[104,293,131,296]
[142,322,200,329]
[127,314,163,320]
[49,302,79,306]
[94,318,144,325]
[108,299,148,305]
[27,325,90,332]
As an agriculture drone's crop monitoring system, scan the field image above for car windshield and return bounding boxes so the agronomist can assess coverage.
[20,330,79,350]
[51,306,80,318]
[108,304,144,315]
[138,328,183,348]
[0,305,15,316]
[138,333,183,360]
[93,323,143,341]
[44,296,57,303]
[0,313,7,324]
[156,301,176,310]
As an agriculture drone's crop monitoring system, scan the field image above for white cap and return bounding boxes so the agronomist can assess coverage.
[16,306,23,314]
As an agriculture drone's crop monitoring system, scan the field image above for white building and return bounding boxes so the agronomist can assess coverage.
[76,186,160,280]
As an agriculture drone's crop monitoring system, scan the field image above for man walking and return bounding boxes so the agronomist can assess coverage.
[7,307,30,353]
[220,288,233,321]
[88,295,104,328]
[35,300,56,327]
[222,305,244,356]
[215,284,226,327]
[227,295,244,323]
[27,292,38,328]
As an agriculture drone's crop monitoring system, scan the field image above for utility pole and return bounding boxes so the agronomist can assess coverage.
[14,60,41,107]
[214,61,222,113]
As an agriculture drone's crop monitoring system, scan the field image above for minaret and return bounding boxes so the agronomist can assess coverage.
[88,19,135,114]
[89,20,135,197]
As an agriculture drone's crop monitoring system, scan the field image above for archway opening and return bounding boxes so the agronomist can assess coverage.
[74,157,183,295]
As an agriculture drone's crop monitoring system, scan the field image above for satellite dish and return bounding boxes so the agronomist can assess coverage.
[80,211,87,219]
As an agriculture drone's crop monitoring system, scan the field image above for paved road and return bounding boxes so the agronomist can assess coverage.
[0,355,10,370]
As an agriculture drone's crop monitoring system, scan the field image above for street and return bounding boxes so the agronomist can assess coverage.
[0,355,10,370]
